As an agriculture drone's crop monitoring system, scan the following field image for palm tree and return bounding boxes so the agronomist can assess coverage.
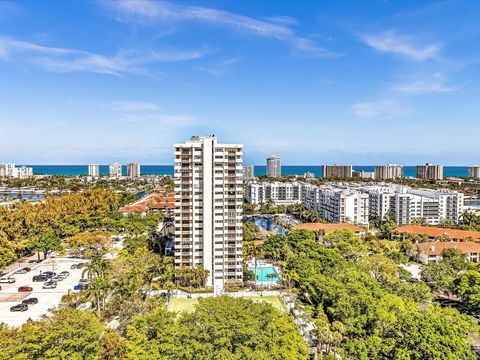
[282,269,299,295]
[85,276,111,311]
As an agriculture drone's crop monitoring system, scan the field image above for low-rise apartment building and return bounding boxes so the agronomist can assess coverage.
[415,241,480,264]
[246,181,302,205]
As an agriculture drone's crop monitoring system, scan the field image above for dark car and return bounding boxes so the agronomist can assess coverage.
[10,304,28,312]
[76,263,85,269]
[18,286,33,292]
[43,271,56,278]
[33,274,49,282]
[22,297,38,305]
[73,283,85,291]
[70,264,78,269]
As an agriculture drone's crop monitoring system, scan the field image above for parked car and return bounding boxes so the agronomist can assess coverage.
[14,267,31,274]
[22,297,38,305]
[79,278,90,284]
[76,263,85,269]
[70,264,78,269]
[59,271,70,277]
[33,274,49,282]
[73,283,85,291]
[51,276,63,282]
[18,286,33,292]
[0,277,15,283]
[10,304,28,312]
[43,281,57,289]
[43,271,56,278]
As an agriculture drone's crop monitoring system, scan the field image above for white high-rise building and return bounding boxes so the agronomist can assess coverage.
[127,162,141,177]
[17,166,33,179]
[243,165,254,179]
[0,163,18,178]
[174,136,243,290]
[109,163,122,177]
[266,156,281,177]
[375,164,403,180]
[88,164,100,177]
[468,165,480,179]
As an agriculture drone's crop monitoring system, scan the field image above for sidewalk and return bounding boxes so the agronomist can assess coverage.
[1,253,42,275]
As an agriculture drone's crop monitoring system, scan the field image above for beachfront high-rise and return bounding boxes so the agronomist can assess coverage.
[323,165,353,178]
[266,155,281,177]
[127,162,141,177]
[88,163,99,177]
[469,165,480,179]
[109,163,122,177]
[174,136,243,290]
[243,165,254,179]
[375,164,404,181]
[416,163,443,180]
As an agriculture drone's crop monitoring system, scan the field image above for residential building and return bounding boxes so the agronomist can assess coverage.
[266,156,281,177]
[394,225,480,242]
[322,165,353,178]
[0,164,32,179]
[245,181,302,205]
[468,165,480,179]
[353,170,375,179]
[17,166,33,179]
[127,162,141,177]
[416,163,443,180]
[293,223,366,236]
[109,163,122,177]
[88,164,100,177]
[375,164,403,180]
[364,184,463,225]
[302,184,370,226]
[414,241,480,264]
[243,165,254,179]
[119,192,175,216]
[174,135,243,290]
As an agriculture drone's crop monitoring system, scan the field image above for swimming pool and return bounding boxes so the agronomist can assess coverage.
[249,267,281,283]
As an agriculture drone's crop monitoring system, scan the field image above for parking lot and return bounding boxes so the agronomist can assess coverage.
[0,257,86,327]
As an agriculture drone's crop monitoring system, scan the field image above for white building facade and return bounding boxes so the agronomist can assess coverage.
[0,163,33,179]
[88,164,100,177]
[109,163,122,177]
[174,136,243,290]
[127,162,141,177]
[266,156,281,177]
[246,181,303,205]
[468,165,480,179]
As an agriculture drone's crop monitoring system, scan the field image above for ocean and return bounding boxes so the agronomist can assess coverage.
[21,165,471,178]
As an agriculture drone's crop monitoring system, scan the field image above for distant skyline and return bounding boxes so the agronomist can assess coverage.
[1,1,480,165]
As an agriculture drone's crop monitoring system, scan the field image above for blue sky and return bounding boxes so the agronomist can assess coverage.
[0,0,479,165]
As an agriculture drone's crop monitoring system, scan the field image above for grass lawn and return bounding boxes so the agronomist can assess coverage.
[168,295,285,314]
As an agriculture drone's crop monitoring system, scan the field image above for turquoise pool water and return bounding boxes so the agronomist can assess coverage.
[249,267,281,282]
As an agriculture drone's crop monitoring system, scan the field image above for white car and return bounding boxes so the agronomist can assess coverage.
[42,281,57,289]
[0,277,15,283]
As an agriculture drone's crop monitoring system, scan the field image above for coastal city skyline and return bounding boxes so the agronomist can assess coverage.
[1,1,480,164]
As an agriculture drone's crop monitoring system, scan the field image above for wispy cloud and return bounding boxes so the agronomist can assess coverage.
[105,0,337,58]
[392,73,459,95]
[0,1,20,20]
[351,99,409,119]
[0,35,213,75]
[107,101,161,111]
[360,30,440,61]
[196,56,241,77]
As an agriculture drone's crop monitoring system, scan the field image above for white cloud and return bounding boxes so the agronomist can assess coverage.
[107,101,161,111]
[105,0,337,58]
[392,74,458,95]
[0,35,213,75]
[351,99,409,119]
[360,30,440,61]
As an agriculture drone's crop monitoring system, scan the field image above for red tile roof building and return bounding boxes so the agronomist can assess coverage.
[394,225,480,241]
[415,241,480,264]
[119,192,175,216]
[293,223,365,234]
